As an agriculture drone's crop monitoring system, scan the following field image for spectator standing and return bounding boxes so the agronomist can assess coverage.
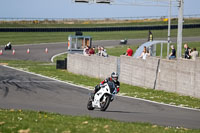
[83,46,89,56]
[125,47,133,56]
[93,47,96,54]
[89,47,95,55]
[184,43,191,59]
[148,30,153,42]
[189,48,199,60]
[139,46,149,60]
[169,45,176,59]
[83,47,86,55]
[100,47,108,57]
[97,46,101,56]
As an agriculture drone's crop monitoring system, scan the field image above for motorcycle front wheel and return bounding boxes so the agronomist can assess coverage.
[87,98,95,110]
[100,94,111,111]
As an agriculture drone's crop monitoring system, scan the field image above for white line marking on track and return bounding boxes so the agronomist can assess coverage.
[51,52,68,63]
[14,42,66,47]
[1,65,200,112]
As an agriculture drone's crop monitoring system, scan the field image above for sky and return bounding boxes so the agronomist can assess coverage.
[0,0,200,19]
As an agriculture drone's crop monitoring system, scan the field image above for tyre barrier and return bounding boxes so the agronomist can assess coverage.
[56,58,67,69]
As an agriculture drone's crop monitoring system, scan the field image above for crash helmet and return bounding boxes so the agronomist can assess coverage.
[111,72,118,82]
[7,42,11,46]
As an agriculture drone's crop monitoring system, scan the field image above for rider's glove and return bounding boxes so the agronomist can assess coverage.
[117,88,120,93]
[113,89,117,94]
[100,83,103,87]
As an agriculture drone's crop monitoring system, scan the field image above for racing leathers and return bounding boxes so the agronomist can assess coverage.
[94,77,120,95]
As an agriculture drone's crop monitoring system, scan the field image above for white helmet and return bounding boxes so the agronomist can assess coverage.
[111,72,118,82]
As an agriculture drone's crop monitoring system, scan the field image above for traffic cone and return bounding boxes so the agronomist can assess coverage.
[12,49,15,55]
[45,48,48,53]
[0,50,2,55]
[27,48,30,54]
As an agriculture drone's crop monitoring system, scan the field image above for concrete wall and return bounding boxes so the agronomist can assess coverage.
[156,59,177,93]
[67,54,118,79]
[194,59,200,97]
[120,56,200,98]
[156,59,200,98]
[120,56,159,89]
[67,53,200,98]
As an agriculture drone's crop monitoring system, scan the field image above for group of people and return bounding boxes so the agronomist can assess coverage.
[83,46,95,56]
[183,43,199,60]
[126,43,199,60]
[83,45,149,59]
[97,46,108,57]
[83,46,108,57]
[84,43,199,60]
[125,46,150,60]
[169,43,199,60]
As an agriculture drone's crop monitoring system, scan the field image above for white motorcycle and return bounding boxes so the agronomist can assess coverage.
[87,82,117,111]
[4,42,12,50]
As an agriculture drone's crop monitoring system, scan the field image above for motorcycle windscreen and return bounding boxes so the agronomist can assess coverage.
[107,81,115,93]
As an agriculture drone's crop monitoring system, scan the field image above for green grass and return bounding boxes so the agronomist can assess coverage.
[0,32,73,46]
[0,28,200,46]
[1,59,200,109]
[1,109,199,133]
[107,45,139,57]
[120,83,200,108]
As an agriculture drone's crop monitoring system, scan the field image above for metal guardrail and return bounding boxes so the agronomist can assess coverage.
[0,24,199,32]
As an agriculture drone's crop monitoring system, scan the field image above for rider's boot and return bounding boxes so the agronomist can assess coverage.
[91,84,101,101]
[91,92,95,101]
[110,96,114,102]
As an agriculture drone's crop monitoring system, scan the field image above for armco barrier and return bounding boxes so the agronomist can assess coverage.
[0,24,200,32]
[67,53,200,98]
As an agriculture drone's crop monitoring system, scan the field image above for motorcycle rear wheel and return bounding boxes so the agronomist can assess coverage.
[100,95,111,111]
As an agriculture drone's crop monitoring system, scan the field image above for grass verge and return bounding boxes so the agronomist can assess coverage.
[1,109,199,133]
[0,59,200,109]
[0,28,200,46]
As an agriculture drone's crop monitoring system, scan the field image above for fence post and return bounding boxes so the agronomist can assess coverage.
[153,59,161,90]
[117,57,120,79]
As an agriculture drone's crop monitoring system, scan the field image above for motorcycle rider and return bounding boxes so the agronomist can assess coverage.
[92,72,120,99]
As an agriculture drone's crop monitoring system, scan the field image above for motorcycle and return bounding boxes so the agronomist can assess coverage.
[4,43,12,50]
[87,81,117,111]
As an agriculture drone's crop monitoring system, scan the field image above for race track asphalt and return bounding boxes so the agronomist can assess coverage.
[1,37,200,129]
[0,65,200,129]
